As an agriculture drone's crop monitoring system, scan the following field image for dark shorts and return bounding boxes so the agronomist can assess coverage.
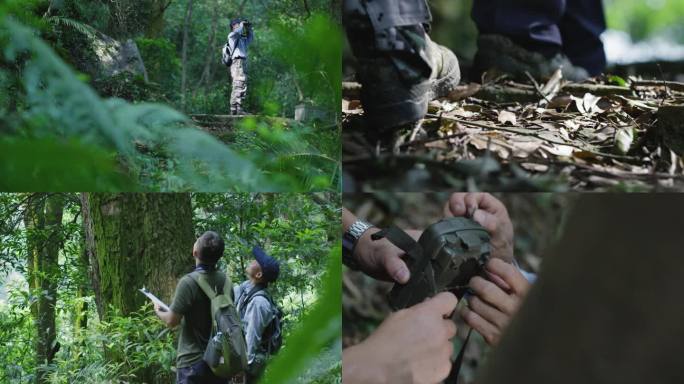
[177,361,229,384]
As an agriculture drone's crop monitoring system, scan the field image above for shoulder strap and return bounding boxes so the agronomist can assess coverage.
[372,226,438,308]
[242,285,262,304]
[227,32,239,54]
[223,274,234,304]
[248,289,273,306]
[238,284,263,314]
[190,271,226,300]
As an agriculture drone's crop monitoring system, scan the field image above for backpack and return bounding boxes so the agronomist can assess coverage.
[190,271,248,378]
[222,40,233,67]
[239,286,283,355]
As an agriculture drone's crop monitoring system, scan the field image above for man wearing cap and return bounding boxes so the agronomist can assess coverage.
[227,18,253,115]
[234,246,280,383]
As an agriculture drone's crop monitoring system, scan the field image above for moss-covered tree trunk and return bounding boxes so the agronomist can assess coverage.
[82,193,194,318]
[24,193,64,384]
[145,0,174,38]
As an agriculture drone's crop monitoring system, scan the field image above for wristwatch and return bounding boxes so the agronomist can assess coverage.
[342,219,374,271]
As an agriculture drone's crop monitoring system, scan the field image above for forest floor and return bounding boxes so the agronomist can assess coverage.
[190,114,300,142]
[342,70,684,192]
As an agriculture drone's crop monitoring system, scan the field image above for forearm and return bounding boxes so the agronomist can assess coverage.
[342,208,379,264]
[155,308,180,328]
[342,207,358,232]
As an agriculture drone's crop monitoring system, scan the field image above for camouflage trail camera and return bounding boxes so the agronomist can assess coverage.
[372,217,491,310]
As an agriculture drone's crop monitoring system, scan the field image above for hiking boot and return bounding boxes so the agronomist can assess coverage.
[426,36,461,101]
[352,32,461,130]
[472,34,590,82]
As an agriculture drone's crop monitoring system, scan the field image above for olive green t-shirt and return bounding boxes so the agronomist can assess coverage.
[170,270,227,368]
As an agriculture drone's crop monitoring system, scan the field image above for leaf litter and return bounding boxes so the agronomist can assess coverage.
[342,72,684,191]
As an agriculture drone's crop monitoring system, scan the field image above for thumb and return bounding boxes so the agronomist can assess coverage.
[420,291,458,317]
[472,209,498,235]
[383,253,410,284]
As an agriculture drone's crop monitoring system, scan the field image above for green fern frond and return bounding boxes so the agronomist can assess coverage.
[2,17,269,191]
[1,16,341,191]
[46,16,99,40]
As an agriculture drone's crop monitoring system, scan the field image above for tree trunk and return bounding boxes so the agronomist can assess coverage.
[24,193,64,384]
[80,193,104,320]
[145,0,174,38]
[82,193,194,317]
[302,0,311,18]
[180,0,195,110]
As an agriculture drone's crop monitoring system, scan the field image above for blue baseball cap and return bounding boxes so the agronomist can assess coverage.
[252,246,280,282]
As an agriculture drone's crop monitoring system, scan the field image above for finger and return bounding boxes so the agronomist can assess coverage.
[459,305,500,346]
[469,276,516,315]
[485,270,511,291]
[419,291,459,317]
[467,295,509,330]
[463,193,491,218]
[445,193,469,217]
[442,318,457,339]
[486,258,530,295]
[472,209,499,236]
[464,193,506,217]
[383,252,411,284]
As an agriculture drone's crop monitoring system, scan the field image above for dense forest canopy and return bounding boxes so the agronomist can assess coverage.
[0,192,341,383]
[0,0,342,192]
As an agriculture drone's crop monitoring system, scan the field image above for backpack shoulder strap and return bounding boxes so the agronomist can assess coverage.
[249,290,274,307]
[190,271,217,300]
[247,290,280,320]
[238,284,263,314]
[223,274,234,304]
[227,32,238,54]
[244,285,267,304]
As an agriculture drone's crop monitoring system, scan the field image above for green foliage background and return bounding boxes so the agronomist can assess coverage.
[0,0,342,192]
[0,192,341,383]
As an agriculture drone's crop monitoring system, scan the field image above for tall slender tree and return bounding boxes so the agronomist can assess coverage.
[180,0,195,109]
[24,193,64,384]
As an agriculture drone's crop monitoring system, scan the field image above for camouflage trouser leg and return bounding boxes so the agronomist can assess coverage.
[343,0,433,129]
[230,58,247,114]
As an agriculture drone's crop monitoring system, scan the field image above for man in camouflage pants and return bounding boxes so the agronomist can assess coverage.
[228,19,253,115]
[343,0,461,130]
